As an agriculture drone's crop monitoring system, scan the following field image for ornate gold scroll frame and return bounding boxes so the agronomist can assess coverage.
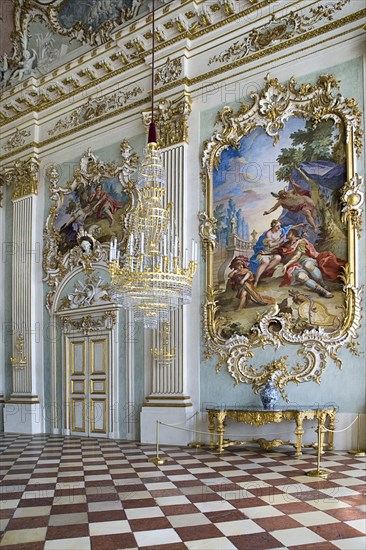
[201,74,364,392]
[43,140,138,312]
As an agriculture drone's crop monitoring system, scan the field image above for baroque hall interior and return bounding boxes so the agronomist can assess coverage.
[0,1,365,549]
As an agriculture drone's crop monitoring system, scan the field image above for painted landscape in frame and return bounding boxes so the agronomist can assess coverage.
[212,117,348,338]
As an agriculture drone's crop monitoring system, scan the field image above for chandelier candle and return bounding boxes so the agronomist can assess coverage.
[107,0,197,329]
[108,141,197,329]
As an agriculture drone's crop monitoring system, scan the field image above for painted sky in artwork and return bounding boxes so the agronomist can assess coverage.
[213,118,307,237]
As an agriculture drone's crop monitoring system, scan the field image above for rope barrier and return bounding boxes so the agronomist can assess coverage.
[156,410,198,428]
[156,414,362,440]
[158,420,297,439]
[146,413,365,478]
[322,416,358,433]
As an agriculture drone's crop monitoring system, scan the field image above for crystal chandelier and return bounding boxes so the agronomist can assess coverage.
[108,0,197,329]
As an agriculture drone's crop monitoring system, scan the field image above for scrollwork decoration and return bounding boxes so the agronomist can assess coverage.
[202,73,363,390]
[4,129,31,151]
[62,311,117,335]
[59,274,112,310]
[43,143,139,312]
[48,85,143,136]
[198,211,217,253]
[0,156,39,200]
[340,174,364,237]
[142,92,192,148]
[209,0,350,65]
[154,57,183,86]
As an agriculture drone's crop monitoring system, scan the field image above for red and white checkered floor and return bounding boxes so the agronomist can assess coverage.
[0,434,365,549]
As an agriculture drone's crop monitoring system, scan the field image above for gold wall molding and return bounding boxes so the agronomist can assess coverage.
[190,15,366,86]
[4,129,31,151]
[198,211,217,253]
[154,56,183,86]
[48,84,143,137]
[1,0,355,125]
[0,0,272,99]
[62,312,117,335]
[0,21,363,166]
[0,156,39,201]
[1,12,363,132]
[340,174,364,238]
[142,92,192,148]
[209,0,351,65]
[10,334,27,367]
[202,73,364,391]
[0,8,363,169]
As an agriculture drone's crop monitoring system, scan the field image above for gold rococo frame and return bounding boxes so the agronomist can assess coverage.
[43,140,139,312]
[200,74,364,393]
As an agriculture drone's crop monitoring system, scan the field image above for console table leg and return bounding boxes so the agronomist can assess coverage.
[208,412,216,450]
[295,413,305,457]
[216,411,226,454]
[328,410,336,451]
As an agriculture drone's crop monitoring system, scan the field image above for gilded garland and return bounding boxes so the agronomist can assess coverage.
[201,74,363,391]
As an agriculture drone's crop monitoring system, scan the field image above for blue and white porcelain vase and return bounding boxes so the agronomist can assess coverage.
[259,377,280,409]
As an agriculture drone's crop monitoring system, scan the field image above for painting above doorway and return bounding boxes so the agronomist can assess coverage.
[54,175,130,254]
[43,142,139,311]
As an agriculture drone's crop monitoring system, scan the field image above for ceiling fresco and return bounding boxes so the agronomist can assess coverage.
[58,0,137,30]
[0,0,160,89]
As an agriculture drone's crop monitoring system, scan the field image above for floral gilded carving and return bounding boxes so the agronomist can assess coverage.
[43,142,139,312]
[62,311,117,335]
[154,57,183,86]
[48,85,143,136]
[142,92,192,149]
[4,129,31,151]
[202,74,363,391]
[0,156,39,200]
[209,0,350,65]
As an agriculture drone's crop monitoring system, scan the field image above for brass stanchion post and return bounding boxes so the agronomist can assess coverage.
[348,414,366,456]
[148,421,167,465]
[306,421,330,478]
[188,412,205,448]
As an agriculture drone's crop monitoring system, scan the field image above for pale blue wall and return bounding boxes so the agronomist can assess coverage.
[200,57,366,415]
[42,135,147,434]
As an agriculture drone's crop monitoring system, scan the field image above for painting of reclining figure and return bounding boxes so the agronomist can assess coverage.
[213,117,347,337]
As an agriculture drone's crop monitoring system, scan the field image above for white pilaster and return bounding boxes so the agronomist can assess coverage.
[0,190,5,430]
[141,143,195,444]
[4,191,43,433]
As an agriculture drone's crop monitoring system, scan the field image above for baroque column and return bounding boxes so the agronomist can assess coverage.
[3,157,44,433]
[140,92,196,444]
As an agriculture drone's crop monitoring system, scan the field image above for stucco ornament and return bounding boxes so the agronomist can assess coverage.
[154,57,183,86]
[60,275,111,309]
[43,142,139,312]
[208,0,350,65]
[202,74,363,392]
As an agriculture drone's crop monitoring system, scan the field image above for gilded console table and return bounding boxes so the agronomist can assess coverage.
[207,406,336,456]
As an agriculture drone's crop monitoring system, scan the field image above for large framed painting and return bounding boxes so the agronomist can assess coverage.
[201,74,364,390]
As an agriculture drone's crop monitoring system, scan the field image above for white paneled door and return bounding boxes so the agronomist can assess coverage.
[66,333,110,437]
